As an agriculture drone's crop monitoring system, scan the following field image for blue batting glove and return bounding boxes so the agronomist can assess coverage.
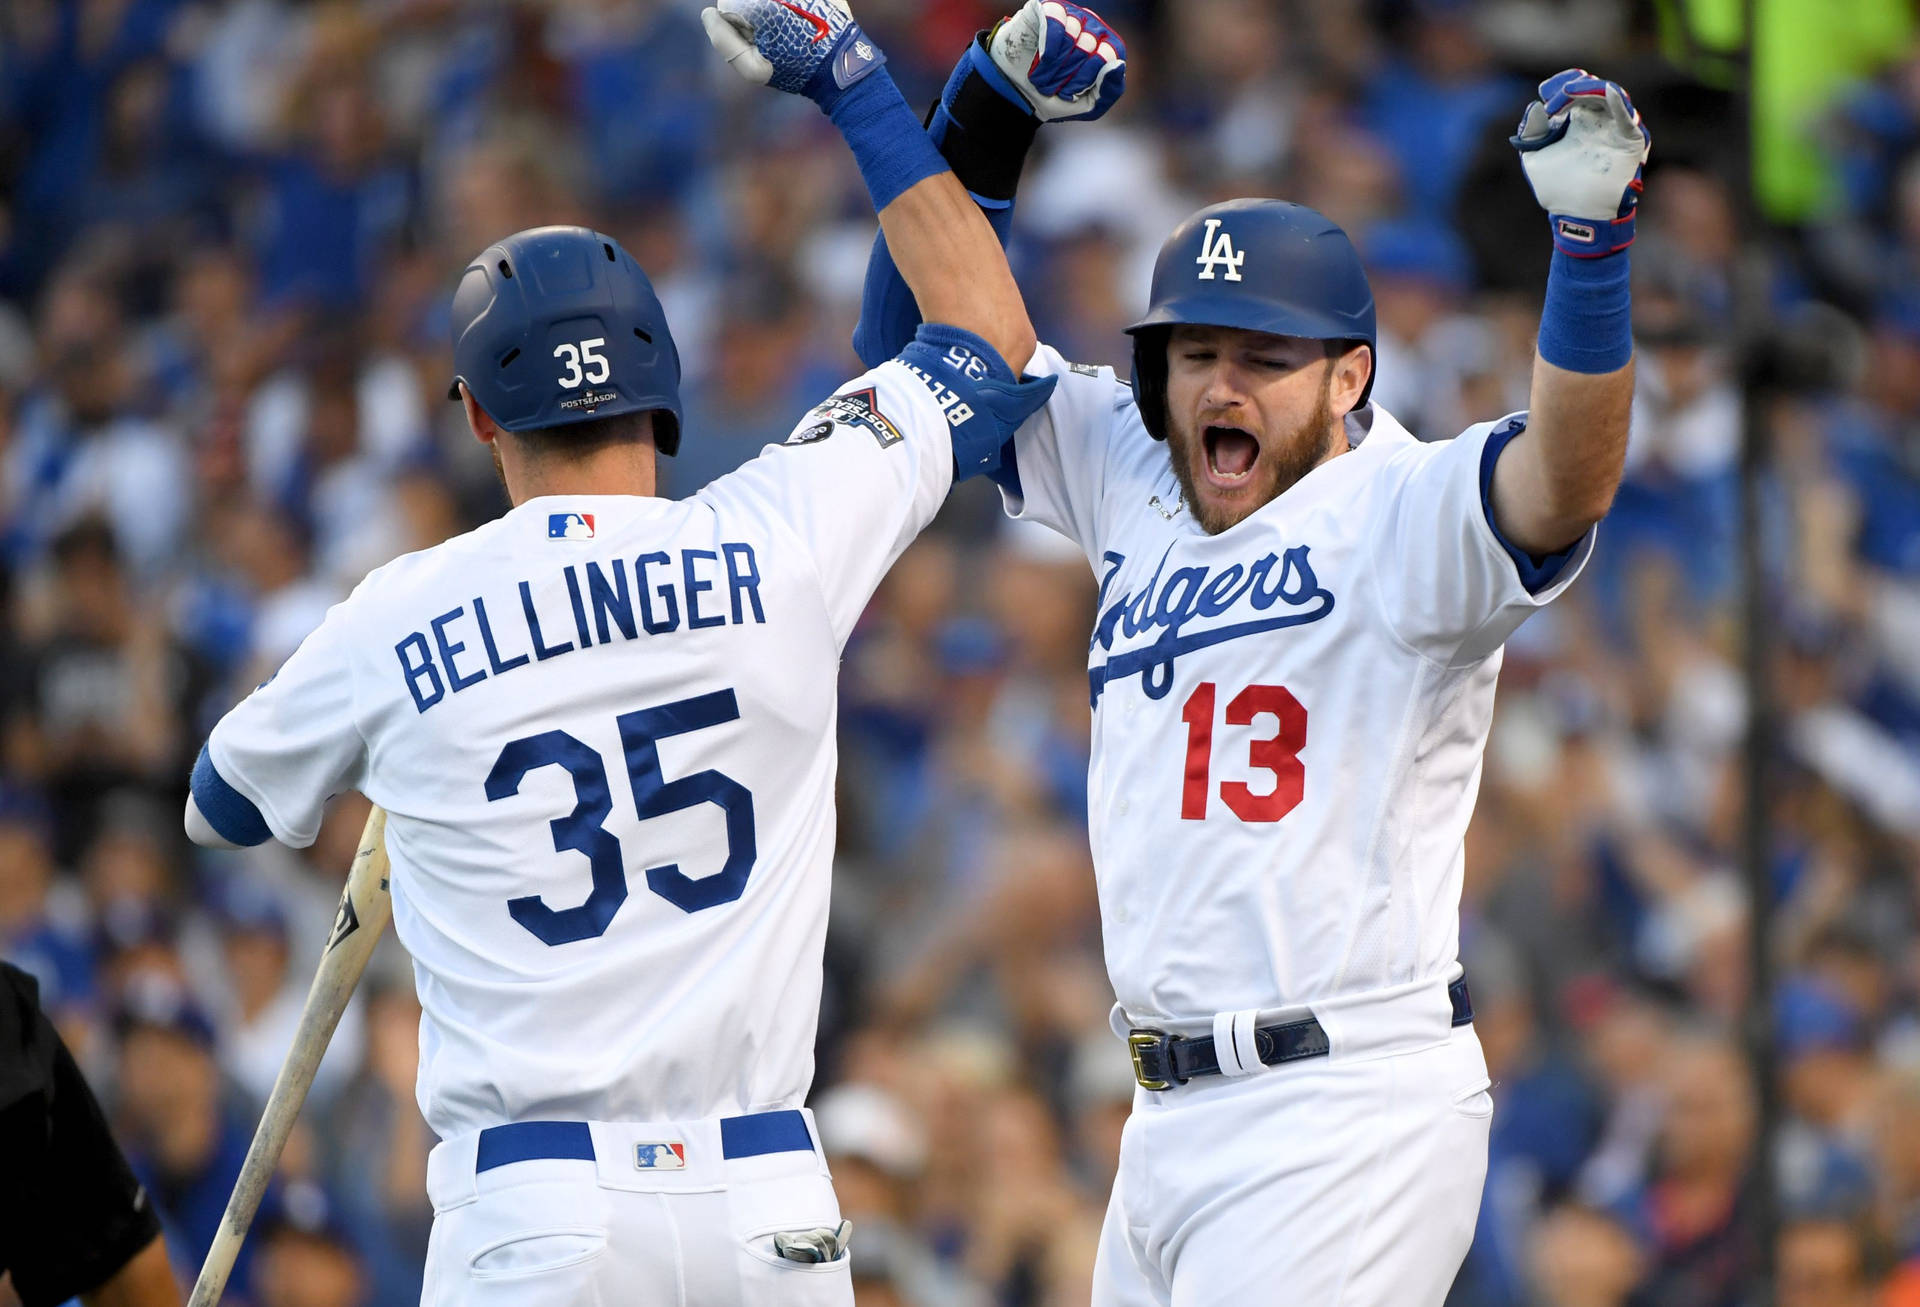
[701,0,885,109]
[986,0,1126,123]
[1511,69,1651,258]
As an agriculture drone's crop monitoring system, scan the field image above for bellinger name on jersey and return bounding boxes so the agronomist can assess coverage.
[395,543,768,713]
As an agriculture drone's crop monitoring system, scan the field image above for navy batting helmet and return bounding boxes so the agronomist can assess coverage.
[1125,199,1376,441]
[448,226,684,456]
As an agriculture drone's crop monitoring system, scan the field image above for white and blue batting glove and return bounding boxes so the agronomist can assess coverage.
[701,0,885,103]
[988,0,1127,123]
[1511,70,1651,258]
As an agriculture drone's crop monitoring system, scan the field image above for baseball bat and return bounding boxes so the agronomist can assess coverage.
[187,804,393,1306]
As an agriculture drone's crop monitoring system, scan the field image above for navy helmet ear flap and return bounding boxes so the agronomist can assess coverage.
[1129,327,1172,443]
[651,410,682,458]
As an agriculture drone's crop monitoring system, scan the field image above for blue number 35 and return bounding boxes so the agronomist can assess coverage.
[484,689,757,945]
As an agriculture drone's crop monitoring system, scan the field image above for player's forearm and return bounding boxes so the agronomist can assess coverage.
[852,33,1039,369]
[1498,351,1632,552]
[878,172,1036,373]
[812,63,1036,373]
[1494,71,1650,555]
[1495,236,1635,552]
[857,5,1119,369]
[707,4,1117,375]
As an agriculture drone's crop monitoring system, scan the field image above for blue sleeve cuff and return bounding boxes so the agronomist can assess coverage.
[1479,416,1581,593]
[1537,247,1632,375]
[911,322,1015,382]
[824,69,950,213]
[898,324,1054,484]
[191,744,274,847]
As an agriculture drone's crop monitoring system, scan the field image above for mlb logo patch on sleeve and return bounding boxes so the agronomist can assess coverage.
[548,513,596,540]
[635,1142,687,1170]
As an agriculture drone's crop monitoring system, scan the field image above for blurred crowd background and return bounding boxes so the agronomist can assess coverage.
[1,0,1918,1303]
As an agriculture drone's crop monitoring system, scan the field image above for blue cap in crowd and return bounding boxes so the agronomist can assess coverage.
[212,879,291,940]
[260,1179,358,1249]
[112,973,217,1050]
[1775,977,1867,1060]
[1361,220,1472,294]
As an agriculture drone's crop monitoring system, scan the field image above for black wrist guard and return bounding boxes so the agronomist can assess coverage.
[926,32,1042,204]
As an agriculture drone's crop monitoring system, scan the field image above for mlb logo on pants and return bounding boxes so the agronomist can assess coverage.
[548,513,596,540]
[634,1142,686,1170]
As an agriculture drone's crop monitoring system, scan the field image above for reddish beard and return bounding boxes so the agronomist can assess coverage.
[1168,369,1339,535]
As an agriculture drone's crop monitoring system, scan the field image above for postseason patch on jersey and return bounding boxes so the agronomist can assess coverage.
[1069,361,1105,378]
[634,1142,687,1171]
[806,387,902,449]
[548,512,596,540]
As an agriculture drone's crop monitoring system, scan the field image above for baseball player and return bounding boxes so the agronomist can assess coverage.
[849,20,1652,1305]
[180,3,1074,1297]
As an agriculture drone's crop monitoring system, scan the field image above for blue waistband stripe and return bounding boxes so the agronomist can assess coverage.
[720,1109,812,1159]
[476,1120,594,1173]
[474,1110,814,1173]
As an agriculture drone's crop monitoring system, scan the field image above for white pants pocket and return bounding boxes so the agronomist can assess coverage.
[728,1167,853,1307]
[734,1238,853,1307]
[1450,1076,1495,1119]
[428,1176,614,1307]
[470,1227,607,1277]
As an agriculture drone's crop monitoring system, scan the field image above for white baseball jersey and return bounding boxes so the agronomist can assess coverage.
[1004,343,1593,1026]
[201,359,952,1139]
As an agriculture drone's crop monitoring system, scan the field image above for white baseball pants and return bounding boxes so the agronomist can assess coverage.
[1094,986,1492,1307]
[419,1108,851,1306]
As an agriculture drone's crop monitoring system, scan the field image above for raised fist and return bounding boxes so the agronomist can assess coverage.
[1511,70,1651,257]
[988,0,1127,123]
[701,0,883,99]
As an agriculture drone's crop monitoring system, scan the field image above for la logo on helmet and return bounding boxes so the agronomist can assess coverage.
[1195,219,1246,283]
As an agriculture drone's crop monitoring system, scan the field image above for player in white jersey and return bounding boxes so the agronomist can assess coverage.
[181,1,1095,1296]
[845,21,1654,1304]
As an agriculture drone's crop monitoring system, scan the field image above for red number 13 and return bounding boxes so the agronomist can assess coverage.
[1179,683,1308,822]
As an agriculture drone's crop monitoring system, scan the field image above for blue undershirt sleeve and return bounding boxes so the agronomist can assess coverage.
[190,744,274,847]
[1478,417,1582,594]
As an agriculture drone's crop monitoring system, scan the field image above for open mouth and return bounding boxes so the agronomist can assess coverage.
[1203,425,1260,486]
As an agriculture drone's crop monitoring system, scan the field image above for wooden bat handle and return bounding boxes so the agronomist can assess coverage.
[187,805,394,1306]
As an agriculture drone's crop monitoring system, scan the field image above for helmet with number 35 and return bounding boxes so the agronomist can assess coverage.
[447,226,685,456]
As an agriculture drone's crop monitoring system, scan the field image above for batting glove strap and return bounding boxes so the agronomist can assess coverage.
[927,37,1043,205]
[1544,208,1637,259]
[1511,69,1650,258]
[800,22,887,110]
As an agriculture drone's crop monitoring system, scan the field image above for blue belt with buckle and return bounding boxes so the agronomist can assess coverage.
[475,1109,814,1173]
[1127,976,1475,1091]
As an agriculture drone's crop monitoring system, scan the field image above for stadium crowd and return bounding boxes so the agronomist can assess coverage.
[2,0,1918,1303]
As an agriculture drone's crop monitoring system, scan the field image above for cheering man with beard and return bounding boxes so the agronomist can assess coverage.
[833,9,1651,1303]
